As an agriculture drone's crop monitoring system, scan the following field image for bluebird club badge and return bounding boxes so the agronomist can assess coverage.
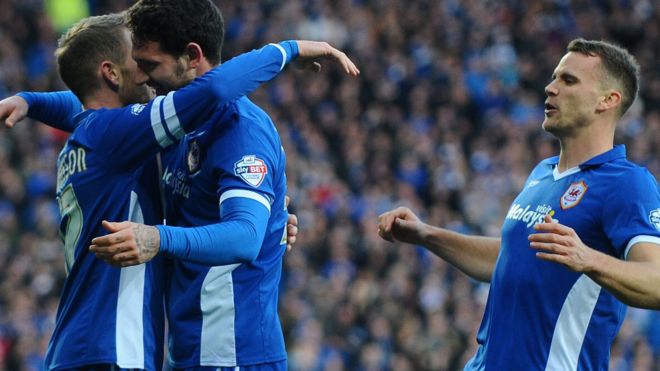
[650,209,660,231]
[187,140,200,174]
[234,155,268,187]
[560,180,588,210]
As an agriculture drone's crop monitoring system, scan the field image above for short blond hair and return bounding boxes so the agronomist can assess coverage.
[55,13,128,101]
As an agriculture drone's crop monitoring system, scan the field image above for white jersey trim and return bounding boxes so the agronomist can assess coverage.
[552,165,581,181]
[624,235,660,260]
[163,91,185,140]
[200,264,241,366]
[219,189,271,213]
[150,96,172,147]
[545,274,601,371]
[269,43,287,71]
[115,191,146,368]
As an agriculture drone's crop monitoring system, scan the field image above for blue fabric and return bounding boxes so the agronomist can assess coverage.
[466,146,660,370]
[18,90,81,132]
[158,196,269,265]
[39,43,296,371]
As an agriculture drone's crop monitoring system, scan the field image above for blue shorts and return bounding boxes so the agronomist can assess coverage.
[173,360,287,371]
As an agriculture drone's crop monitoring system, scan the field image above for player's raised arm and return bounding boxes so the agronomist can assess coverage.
[0,91,82,131]
[94,41,358,166]
[378,207,500,282]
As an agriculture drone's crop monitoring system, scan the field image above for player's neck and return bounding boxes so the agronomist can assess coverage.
[557,129,614,172]
[195,59,215,77]
[82,90,122,110]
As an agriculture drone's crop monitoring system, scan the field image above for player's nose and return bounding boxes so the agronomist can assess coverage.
[544,80,558,96]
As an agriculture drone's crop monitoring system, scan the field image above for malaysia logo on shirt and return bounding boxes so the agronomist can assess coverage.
[234,155,268,187]
[650,209,660,231]
[560,180,587,210]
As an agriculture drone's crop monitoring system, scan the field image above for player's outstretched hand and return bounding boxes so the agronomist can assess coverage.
[294,40,360,76]
[377,206,426,245]
[0,95,29,128]
[90,220,160,267]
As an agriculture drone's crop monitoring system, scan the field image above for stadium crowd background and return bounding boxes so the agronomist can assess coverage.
[0,0,658,370]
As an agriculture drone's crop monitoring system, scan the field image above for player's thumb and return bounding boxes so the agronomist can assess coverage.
[393,218,413,230]
[393,218,419,239]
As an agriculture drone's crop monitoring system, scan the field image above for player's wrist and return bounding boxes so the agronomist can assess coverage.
[155,225,169,256]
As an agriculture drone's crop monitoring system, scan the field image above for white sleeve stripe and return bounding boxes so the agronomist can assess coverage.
[624,235,660,260]
[269,43,287,71]
[163,91,185,140]
[150,96,172,147]
[219,189,271,213]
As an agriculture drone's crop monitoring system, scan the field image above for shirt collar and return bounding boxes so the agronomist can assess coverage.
[546,145,627,169]
[73,109,94,125]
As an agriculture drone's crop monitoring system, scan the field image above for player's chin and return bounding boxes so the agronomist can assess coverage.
[119,87,152,105]
[542,118,558,134]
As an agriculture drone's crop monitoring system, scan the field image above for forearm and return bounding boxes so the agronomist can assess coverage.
[157,197,270,266]
[17,91,82,132]
[157,220,264,266]
[421,225,500,282]
[586,253,660,309]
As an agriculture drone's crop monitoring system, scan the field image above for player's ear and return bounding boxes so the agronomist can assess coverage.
[184,43,204,69]
[100,60,120,90]
[596,89,622,113]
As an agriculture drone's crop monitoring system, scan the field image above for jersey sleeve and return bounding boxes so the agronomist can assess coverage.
[156,197,269,265]
[18,91,82,132]
[602,167,660,259]
[207,111,281,211]
[85,42,298,167]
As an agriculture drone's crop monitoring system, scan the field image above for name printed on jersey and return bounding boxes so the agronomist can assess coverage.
[57,147,88,191]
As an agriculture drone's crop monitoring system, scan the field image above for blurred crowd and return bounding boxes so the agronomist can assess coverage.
[0,0,658,370]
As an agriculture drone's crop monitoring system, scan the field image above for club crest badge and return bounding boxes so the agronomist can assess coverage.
[130,103,146,115]
[560,181,587,210]
[187,140,200,174]
[649,209,660,231]
[234,155,268,187]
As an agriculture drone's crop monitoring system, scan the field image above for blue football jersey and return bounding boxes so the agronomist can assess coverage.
[41,43,296,370]
[160,96,288,368]
[465,145,660,371]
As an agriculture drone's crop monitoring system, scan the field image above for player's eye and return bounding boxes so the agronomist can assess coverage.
[138,61,158,72]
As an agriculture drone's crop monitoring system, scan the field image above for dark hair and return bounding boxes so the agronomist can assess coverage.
[127,0,224,65]
[567,38,640,116]
[55,13,128,101]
